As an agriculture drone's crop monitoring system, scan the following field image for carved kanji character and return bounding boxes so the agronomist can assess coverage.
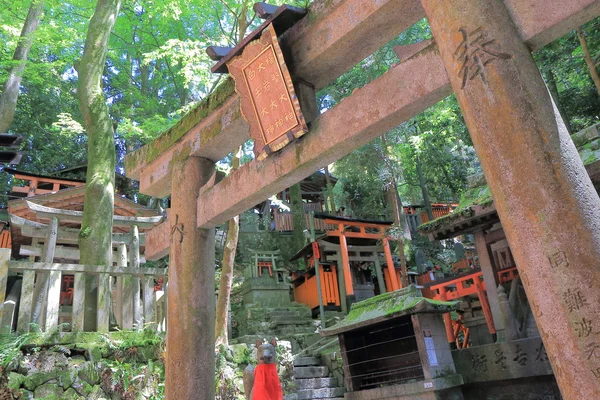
[563,288,587,313]
[454,26,511,89]
[575,318,593,338]
[548,251,569,269]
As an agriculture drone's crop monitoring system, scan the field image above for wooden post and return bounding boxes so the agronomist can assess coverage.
[130,225,141,328]
[71,272,85,332]
[32,217,58,328]
[114,243,126,326]
[143,276,156,330]
[420,1,600,396]
[338,225,354,308]
[374,257,386,294]
[97,273,110,332]
[382,238,399,291]
[166,157,216,400]
[0,249,10,331]
[17,270,35,333]
[474,231,504,340]
[334,252,348,314]
[309,212,326,328]
[475,280,497,339]
[120,243,134,330]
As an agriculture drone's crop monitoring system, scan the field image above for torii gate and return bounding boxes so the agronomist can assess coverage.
[125,1,600,399]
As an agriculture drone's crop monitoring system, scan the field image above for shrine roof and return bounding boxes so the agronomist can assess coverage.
[320,285,459,336]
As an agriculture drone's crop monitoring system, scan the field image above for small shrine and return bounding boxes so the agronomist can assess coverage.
[321,285,463,400]
[290,213,404,315]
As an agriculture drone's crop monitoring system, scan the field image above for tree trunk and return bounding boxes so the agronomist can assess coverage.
[324,165,336,213]
[290,182,306,250]
[77,0,122,331]
[577,27,600,97]
[215,149,241,346]
[544,69,573,134]
[380,136,409,287]
[415,155,434,221]
[0,0,45,133]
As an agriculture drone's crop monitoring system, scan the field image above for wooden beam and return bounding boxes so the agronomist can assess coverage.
[25,200,163,228]
[8,260,167,277]
[19,245,147,264]
[127,0,600,199]
[11,214,146,245]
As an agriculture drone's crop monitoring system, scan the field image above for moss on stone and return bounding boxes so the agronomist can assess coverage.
[322,285,458,335]
[124,77,236,173]
[418,185,493,233]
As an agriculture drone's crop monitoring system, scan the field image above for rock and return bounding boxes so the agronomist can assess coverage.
[21,351,69,373]
[63,387,85,399]
[23,371,59,391]
[293,366,329,379]
[20,389,34,399]
[77,361,101,385]
[58,369,78,389]
[34,383,64,399]
[7,372,25,391]
[69,355,87,366]
[230,344,250,364]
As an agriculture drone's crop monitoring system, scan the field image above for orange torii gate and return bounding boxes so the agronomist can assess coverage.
[125,1,600,398]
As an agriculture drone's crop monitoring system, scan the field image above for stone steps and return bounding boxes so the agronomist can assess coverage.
[288,354,345,400]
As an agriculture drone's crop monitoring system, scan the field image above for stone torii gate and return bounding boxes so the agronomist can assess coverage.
[124,1,600,399]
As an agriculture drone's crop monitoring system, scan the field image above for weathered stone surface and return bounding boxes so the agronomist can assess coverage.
[295,377,338,390]
[34,383,64,399]
[297,387,344,399]
[23,371,59,391]
[421,0,600,398]
[294,366,329,379]
[452,337,553,384]
[166,157,216,400]
[293,356,320,367]
[344,375,464,400]
[77,361,101,386]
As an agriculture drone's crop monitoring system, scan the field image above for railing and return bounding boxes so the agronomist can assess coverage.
[293,265,340,309]
[0,256,167,333]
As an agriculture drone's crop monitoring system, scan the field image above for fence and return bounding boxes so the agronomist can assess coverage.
[0,251,167,333]
[293,265,340,309]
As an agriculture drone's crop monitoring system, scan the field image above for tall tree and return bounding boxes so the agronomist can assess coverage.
[77,0,122,329]
[0,0,44,132]
[577,26,600,96]
[215,149,241,346]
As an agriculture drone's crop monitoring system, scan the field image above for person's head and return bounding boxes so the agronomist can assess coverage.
[255,338,278,364]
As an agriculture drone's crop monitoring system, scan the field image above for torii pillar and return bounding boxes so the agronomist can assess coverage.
[420,0,600,398]
[166,156,216,400]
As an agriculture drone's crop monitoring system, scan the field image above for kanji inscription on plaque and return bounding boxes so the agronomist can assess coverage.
[227,23,308,160]
[242,45,299,145]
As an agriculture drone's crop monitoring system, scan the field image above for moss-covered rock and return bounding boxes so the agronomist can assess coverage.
[7,372,25,391]
[33,383,64,399]
[63,387,85,399]
[77,361,101,386]
[23,371,59,391]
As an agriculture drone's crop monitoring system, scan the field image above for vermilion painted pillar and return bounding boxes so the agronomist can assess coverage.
[420,0,600,398]
[383,238,400,291]
[166,156,216,400]
[338,227,355,307]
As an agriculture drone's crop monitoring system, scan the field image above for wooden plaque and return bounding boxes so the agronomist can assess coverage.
[227,24,308,160]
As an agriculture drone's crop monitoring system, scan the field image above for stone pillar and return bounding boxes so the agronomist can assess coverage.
[166,156,216,400]
[474,231,504,340]
[420,1,600,398]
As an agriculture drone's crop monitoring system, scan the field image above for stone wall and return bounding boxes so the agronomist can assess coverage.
[0,331,164,399]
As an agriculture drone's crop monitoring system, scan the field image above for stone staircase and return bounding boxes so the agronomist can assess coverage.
[285,356,344,400]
